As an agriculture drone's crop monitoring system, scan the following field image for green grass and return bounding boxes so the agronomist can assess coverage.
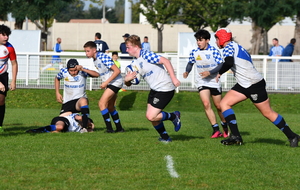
[1,89,300,189]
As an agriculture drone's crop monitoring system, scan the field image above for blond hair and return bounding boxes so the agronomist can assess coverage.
[125,35,142,48]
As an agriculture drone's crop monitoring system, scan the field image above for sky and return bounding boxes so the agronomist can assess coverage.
[84,0,139,9]
[84,0,116,10]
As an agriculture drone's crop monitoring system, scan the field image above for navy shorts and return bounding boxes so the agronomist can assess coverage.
[198,86,222,96]
[147,89,175,109]
[51,116,70,132]
[60,98,81,114]
[232,79,268,103]
[107,84,121,94]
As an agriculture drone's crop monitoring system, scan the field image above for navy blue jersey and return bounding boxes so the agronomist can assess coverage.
[120,42,127,54]
[94,40,109,53]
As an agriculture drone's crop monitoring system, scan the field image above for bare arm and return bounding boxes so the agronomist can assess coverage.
[159,57,180,87]
[76,65,100,77]
[100,64,121,89]
[55,77,63,103]
[10,60,18,90]
[124,71,138,87]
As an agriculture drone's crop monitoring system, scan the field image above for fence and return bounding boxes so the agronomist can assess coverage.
[10,51,300,93]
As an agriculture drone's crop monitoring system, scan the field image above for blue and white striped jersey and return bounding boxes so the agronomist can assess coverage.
[93,52,123,88]
[222,41,263,88]
[188,44,223,89]
[56,68,89,103]
[129,49,175,92]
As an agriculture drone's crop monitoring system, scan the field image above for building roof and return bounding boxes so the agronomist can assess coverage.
[69,19,103,23]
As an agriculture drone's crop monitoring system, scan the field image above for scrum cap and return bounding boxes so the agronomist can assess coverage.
[67,59,79,69]
[215,28,232,46]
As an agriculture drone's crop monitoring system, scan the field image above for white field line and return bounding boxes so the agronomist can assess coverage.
[164,155,180,178]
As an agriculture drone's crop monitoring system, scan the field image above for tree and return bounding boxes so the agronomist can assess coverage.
[55,0,86,22]
[1,0,30,29]
[115,0,125,23]
[130,1,140,23]
[289,0,300,55]
[226,0,293,54]
[26,0,77,49]
[137,0,181,52]
[0,0,12,22]
[180,0,232,32]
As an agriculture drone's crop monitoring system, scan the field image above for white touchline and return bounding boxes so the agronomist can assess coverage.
[164,155,180,178]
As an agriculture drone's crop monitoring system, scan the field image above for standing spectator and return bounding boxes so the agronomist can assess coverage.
[120,33,130,54]
[55,59,99,129]
[94,32,109,53]
[112,51,121,69]
[124,35,181,142]
[280,38,296,62]
[142,36,151,51]
[214,28,299,147]
[0,24,18,132]
[42,37,63,72]
[268,38,284,62]
[183,29,228,138]
[84,41,125,133]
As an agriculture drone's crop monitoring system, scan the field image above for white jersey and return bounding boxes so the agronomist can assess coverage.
[64,113,82,132]
[56,68,89,103]
[222,41,263,88]
[188,44,223,89]
[93,52,123,88]
[130,49,175,92]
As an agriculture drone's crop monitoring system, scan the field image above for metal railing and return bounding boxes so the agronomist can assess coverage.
[10,51,300,93]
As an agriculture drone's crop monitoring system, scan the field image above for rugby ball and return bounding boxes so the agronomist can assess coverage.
[125,65,141,85]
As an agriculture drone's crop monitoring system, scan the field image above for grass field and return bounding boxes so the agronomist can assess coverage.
[1,89,300,189]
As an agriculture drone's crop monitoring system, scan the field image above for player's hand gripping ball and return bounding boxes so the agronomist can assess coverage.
[125,65,141,85]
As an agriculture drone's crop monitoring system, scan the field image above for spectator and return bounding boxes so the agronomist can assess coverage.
[120,33,130,54]
[280,38,296,62]
[269,38,284,62]
[112,51,121,69]
[94,32,109,53]
[120,33,132,60]
[142,36,151,51]
[42,37,63,72]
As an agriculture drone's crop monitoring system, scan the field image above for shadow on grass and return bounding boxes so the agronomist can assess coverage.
[250,138,286,145]
[240,131,251,136]
[119,91,138,110]
[1,125,37,136]
[170,134,204,141]
[122,127,149,132]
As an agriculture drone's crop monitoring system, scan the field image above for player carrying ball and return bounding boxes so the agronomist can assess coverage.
[124,35,181,142]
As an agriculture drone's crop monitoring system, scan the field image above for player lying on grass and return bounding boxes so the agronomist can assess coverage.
[25,112,94,133]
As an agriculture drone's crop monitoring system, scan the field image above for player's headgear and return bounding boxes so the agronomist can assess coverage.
[67,59,79,69]
[215,28,232,46]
